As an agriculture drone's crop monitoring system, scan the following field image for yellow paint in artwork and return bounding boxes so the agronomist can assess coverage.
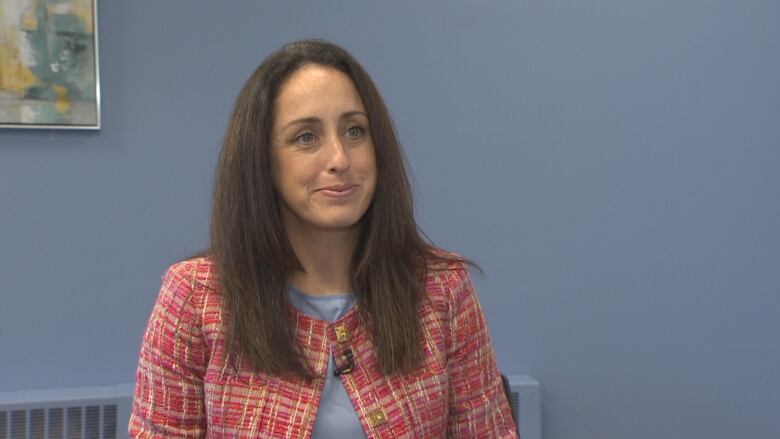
[75,3,95,33]
[53,84,71,113]
[20,8,38,30]
[0,2,41,95]
[0,43,41,94]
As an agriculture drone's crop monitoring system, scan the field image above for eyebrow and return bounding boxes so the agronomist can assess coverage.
[281,111,367,132]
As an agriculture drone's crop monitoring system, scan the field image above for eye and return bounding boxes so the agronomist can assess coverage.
[345,126,364,140]
[294,132,317,145]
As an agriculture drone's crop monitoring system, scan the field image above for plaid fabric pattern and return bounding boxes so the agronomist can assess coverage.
[129,257,518,438]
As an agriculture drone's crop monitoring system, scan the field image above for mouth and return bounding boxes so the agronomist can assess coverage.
[317,184,358,198]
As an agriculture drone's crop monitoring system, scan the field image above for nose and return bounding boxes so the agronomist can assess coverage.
[324,134,350,174]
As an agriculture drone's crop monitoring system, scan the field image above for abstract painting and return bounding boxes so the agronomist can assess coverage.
[0,0,99,129]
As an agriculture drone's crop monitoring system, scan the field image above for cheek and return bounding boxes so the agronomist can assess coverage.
[270,159,295,202]
[358,156,378,202]
[274,159,319,200]
[358,147,377,180]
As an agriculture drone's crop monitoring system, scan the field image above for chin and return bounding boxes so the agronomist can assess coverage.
[316,218,363,231]
[307,210,366,230]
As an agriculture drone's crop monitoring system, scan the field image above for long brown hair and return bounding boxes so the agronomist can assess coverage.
[210,39,467,378]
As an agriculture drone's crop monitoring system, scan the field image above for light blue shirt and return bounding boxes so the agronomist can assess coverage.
[287,287,367,439]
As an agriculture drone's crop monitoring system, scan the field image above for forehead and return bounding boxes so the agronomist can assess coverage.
[273,64,365,123]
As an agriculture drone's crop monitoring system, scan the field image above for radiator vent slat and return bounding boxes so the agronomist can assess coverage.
[11,410,25,439]
[48,408,63,439]
[66,407,81,439]
[101,406,115,439]
[28,410,43,439]
[510,391,521,422]
[84,407,99,439]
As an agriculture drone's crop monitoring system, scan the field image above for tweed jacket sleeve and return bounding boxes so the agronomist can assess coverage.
[129,264,208,438]
[445,266,518,438]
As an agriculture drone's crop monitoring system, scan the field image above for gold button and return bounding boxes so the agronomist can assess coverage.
[366,408,387,427]
[334,324,350,343]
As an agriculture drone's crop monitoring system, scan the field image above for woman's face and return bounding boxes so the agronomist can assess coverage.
[270,64,377,237]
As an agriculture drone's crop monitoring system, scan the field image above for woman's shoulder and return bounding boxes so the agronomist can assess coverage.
[155,256,221,315]
[423,249,474,302]
[164,255,218,287]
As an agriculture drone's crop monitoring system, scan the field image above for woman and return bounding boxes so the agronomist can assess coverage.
[129,39,517,438]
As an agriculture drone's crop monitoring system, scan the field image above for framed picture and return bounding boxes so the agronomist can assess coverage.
[0,0,100,129]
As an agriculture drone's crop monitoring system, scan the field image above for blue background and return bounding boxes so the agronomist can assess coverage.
[1,1,778,438]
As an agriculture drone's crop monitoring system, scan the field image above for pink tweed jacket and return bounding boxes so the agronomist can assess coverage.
[129,257,518,438]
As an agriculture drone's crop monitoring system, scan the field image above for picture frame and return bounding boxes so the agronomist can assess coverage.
[0,0,100,129]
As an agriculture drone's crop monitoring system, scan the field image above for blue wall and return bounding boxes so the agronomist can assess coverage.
[1,1,778,438]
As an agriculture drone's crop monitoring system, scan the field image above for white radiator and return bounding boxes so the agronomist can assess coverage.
[0,383,133,439]
[1,378,539,438]
[506,374,542,439]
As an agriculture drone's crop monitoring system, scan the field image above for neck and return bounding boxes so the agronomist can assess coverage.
[285,225,359,296]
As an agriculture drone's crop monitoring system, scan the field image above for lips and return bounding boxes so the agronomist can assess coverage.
[318,183,356,192]
[318,184,358,198]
